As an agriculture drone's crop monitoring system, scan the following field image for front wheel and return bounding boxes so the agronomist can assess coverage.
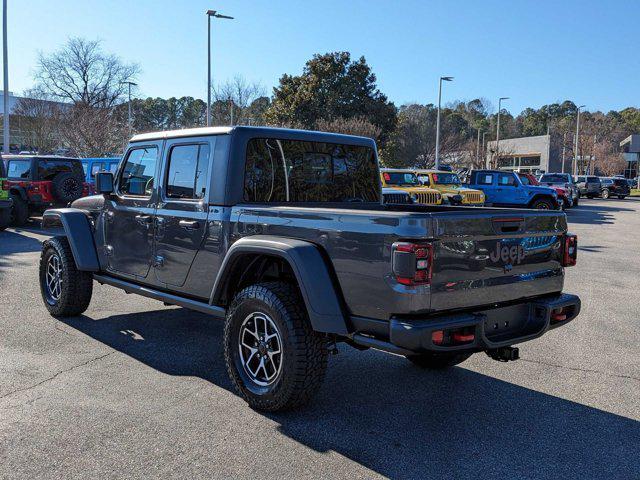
[531,198,554,210]
[406,352,473,369]
[601,189,610,199]
[223,282,328,411]
[39,236,93,316]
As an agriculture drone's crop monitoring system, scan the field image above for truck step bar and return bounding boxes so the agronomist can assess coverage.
[93,274,226,318]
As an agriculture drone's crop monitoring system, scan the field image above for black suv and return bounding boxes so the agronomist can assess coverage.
[600,177,630,199]
[3,155,88,225]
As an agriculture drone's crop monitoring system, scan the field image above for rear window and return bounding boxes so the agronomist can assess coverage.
[244,138,379,203]
[383,171,420,186]
[37,159,83,180]
[7,159,31,178]
[586,176,600,183]
[540,174,568,183]
[613,179,628,186]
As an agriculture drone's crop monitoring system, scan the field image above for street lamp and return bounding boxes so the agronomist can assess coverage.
[573,105,586,175]
[206,9,234,127]
[495,97,509,168]
[482,131,489,166]
[3,0,9,154]
[121,81,137,137]
[434,76,453,170]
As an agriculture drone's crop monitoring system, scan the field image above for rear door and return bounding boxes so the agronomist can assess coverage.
[497,172,527,205]
[474,172,498,203]
[153,137,213,287]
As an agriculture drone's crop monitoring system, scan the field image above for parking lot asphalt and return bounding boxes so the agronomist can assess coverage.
[0,198,639,480]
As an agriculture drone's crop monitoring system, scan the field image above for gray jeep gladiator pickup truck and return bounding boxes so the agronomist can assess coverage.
[39,126,581,411]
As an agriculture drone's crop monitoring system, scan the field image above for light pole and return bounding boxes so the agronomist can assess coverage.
[482,131,489,166]
[573,105,585,175]
[3,0,9,154]
[434,76,453,170]
[476,128,481,164]
[122,81,137,137]
[495,97,509,168]
[206,9,233,127]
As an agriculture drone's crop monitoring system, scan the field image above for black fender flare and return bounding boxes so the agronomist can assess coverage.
[41,208,100,272]
[9,186,27,201]
[210,235,349,335]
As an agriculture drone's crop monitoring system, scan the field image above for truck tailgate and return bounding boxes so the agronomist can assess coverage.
[430,210,567,311]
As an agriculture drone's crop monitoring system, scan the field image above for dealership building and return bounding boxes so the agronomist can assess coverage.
[485,134,569,174]
[620,135,639,180]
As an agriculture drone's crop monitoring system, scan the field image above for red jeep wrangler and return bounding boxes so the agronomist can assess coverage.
[3,155,89,226]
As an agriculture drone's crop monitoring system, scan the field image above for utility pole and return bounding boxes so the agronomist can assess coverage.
[3,0,9,154]
[561,132,566,173]
[434,76,453,170]
[481,131,488,167]
[206,10,234,127]
[475,128,481,165]
[121,81,137,138]
[495,97,509,169]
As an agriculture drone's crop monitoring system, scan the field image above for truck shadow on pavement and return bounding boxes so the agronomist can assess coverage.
[0,229,46,276]
[60,307,639,480]
[566,202,635,225]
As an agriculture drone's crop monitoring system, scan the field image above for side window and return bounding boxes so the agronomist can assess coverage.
[165,143,210,200]
[91,163,103,177]
[477,173,493,185]
[498,173,517,186]
[520,176,530,185]
[119,146,159,196]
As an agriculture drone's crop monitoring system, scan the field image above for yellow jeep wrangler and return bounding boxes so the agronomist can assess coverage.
[414,170,485,206]
[380,169,442,205]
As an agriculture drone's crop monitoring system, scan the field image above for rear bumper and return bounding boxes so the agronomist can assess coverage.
[352,293,580,354]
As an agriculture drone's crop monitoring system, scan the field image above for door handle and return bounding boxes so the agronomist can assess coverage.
[179,220,200,230]
[135,214,152,226]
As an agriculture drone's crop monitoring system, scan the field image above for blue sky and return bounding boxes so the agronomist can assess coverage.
[6,0,639,114]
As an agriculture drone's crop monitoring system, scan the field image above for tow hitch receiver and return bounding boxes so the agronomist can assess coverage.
[486,346,520,362]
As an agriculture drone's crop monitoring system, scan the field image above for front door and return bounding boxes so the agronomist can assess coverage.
[104,143,161,279]
[154,138,212,287]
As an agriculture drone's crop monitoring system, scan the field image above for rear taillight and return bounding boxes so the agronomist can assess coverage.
[562,234,577,267]
[392,242,434,286]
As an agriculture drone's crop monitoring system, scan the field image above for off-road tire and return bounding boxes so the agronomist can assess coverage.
[10,193,29,226]
[52,172,84,204]
[406,352,473,369]
[530,197,555,210]
[39,236,93,317]
[223,281,328,412]
[0,206,10,231]
[601,189,610,199]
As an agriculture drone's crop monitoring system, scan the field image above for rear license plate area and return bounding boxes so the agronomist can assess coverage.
[483,303,547,343]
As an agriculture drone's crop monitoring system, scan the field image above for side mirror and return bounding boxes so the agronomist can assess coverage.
[95,171,114,194]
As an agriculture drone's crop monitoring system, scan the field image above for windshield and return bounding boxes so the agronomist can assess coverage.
[432,172,460,185]
[540,174,568,184]
[382,171,420,186]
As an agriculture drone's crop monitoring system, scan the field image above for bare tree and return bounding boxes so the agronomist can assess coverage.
[316,117,382,140]
[60,103,127,157]
[212,76,265,125]
[594,141,627,176]
[36,38,139,108]
[13,88,63,153]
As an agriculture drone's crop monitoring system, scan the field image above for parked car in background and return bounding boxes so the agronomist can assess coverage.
[0,157,12,230]
[575,175,602,198]
[39,125,581,411]
[414,169,485,206]
[600,177,630,199]
[2,155,90,226]
[539,173,580,206]
[382,187,414,205]
[468,170,559,210]
[380,168,442,205]
[81,157,120,187]
[518,172,572,209]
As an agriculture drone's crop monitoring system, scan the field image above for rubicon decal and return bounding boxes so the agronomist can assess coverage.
[489,242,526,264]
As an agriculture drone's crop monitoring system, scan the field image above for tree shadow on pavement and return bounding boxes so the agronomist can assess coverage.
[565,202,634,225]
[61,307,639,480]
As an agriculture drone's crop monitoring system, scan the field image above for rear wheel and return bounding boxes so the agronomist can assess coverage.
[618,195,626,200]
[531,197,554,210]
[39,236,93,317]
[601,189,610,199]
[406,352,473,369]
[10,193,29,226]
[223,281,328,411]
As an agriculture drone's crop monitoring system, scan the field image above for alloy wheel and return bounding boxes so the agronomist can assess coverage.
[238,312,283,386]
